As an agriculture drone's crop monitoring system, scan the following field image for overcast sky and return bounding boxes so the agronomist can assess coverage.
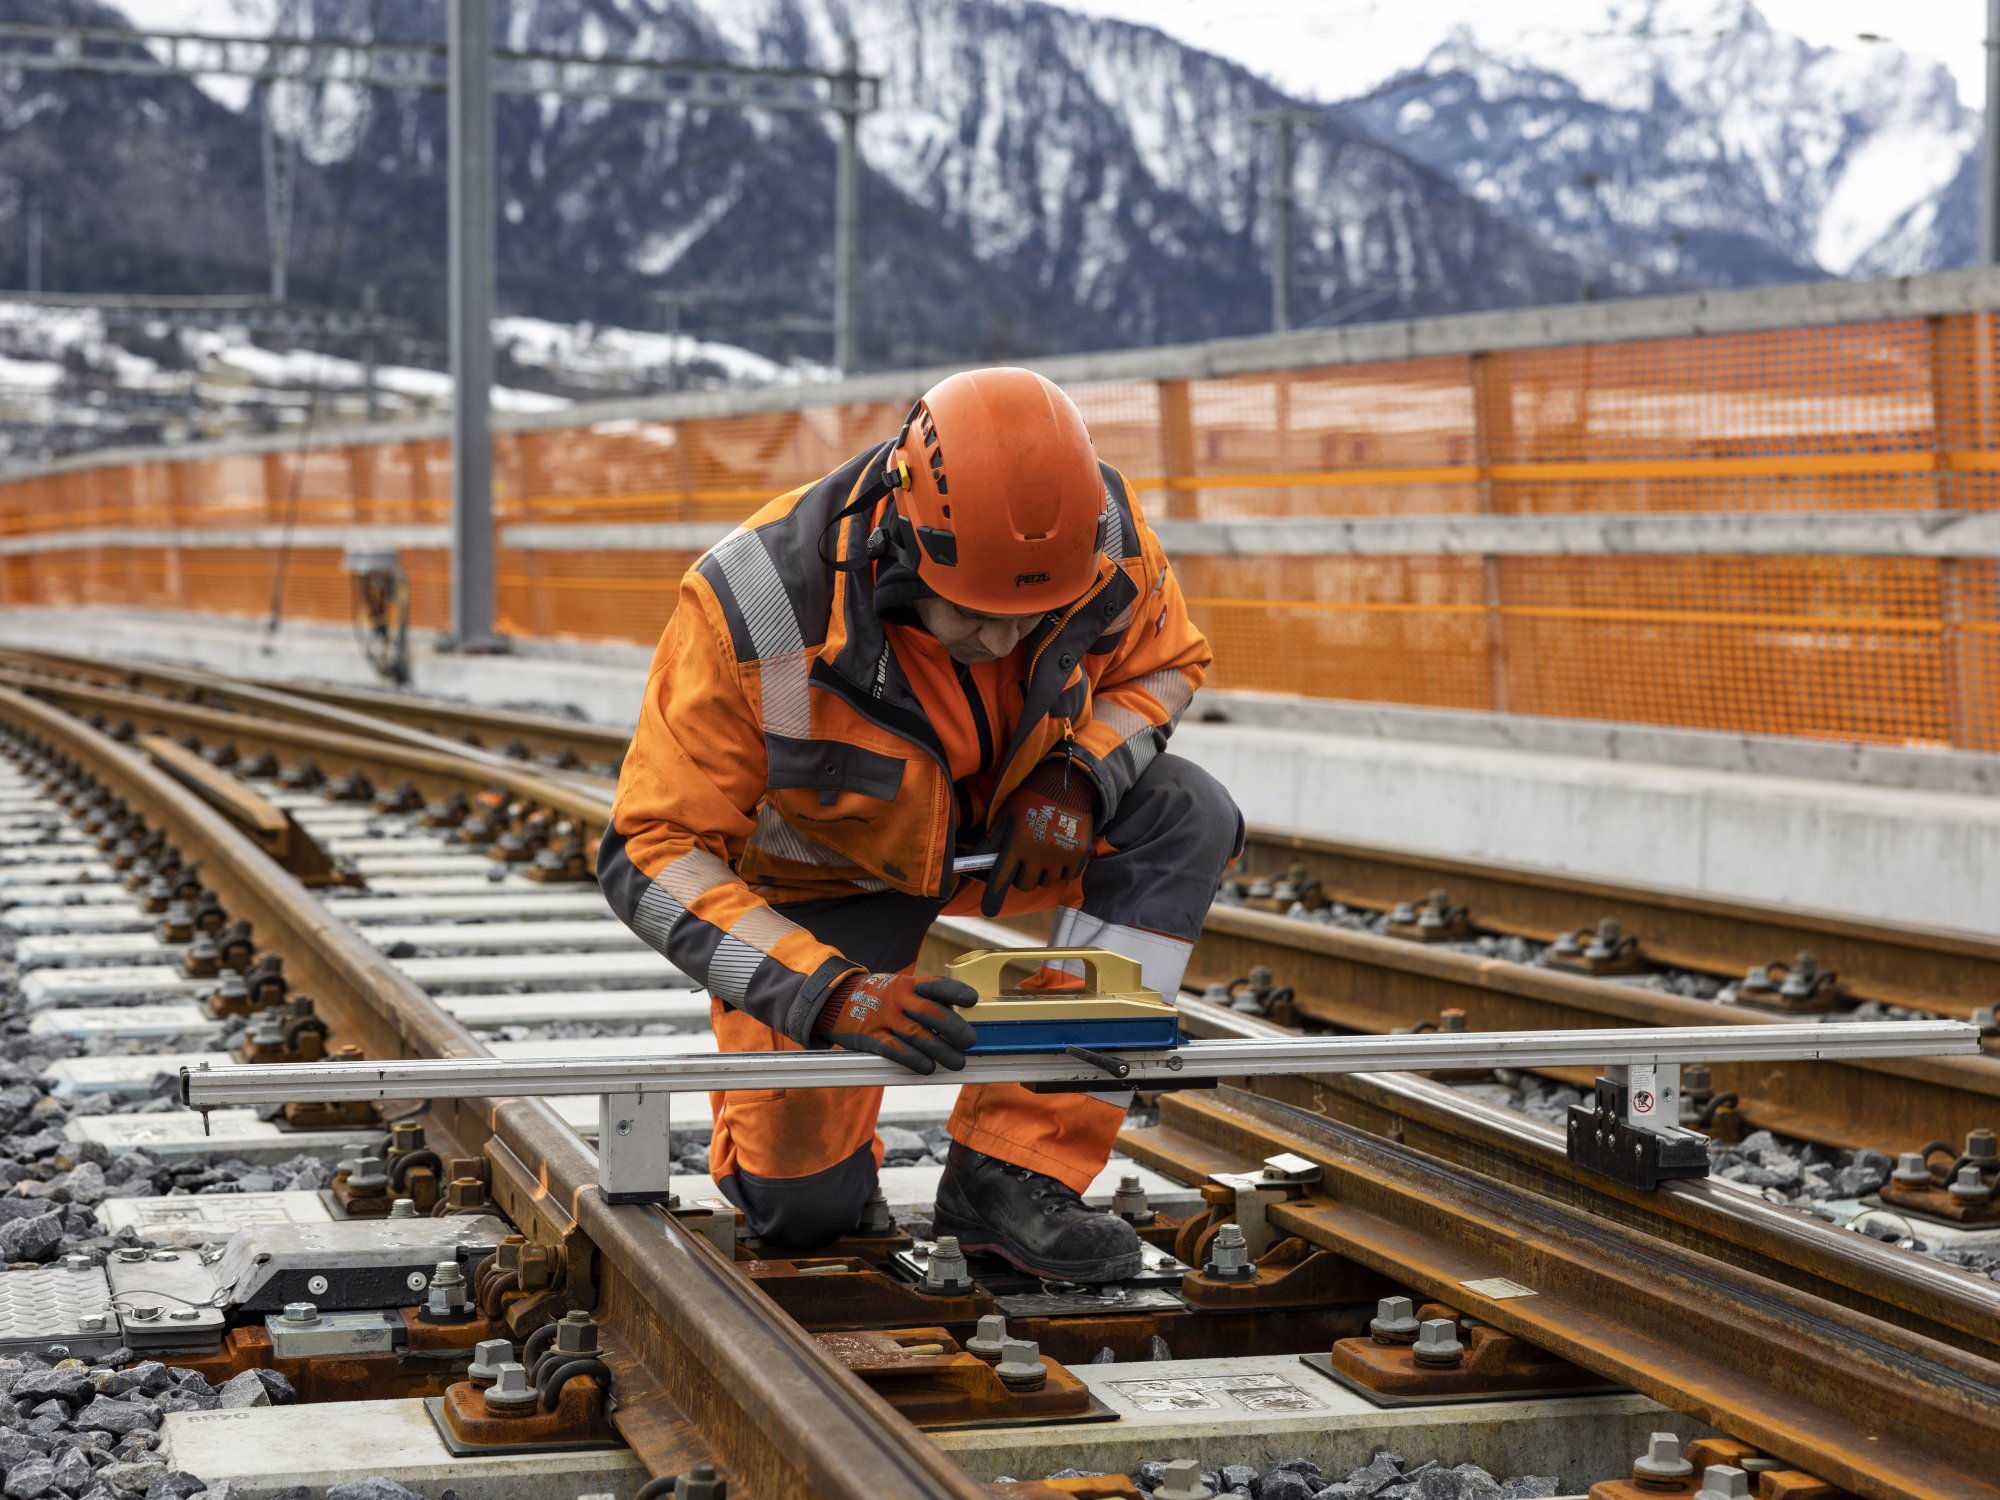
[1052,0,1988,110]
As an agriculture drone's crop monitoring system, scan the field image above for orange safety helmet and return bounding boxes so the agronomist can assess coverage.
[885,367,1104,615]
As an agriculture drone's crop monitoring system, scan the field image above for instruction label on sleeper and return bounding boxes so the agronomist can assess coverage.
[1108,1373,1326,1413]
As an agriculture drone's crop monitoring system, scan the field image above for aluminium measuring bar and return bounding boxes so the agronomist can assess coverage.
[181,1021,1980,1106]
[181,1020,1981,1202]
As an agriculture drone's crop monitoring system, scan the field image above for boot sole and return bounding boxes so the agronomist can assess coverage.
[929,1212,1144,1284]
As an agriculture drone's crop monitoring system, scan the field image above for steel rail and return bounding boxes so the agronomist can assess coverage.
[0,686,986,1500]
[0,649,614,795]
[1130,1084,2000,1500]
[15,656,1998,1155]
[1240,824,2000,1015]
[239,671,631,767]
[1185,903,2000,1154]
[1150,996,2000,1365]
[73,646,1995,1021]
[0,668,614,827]
[179,1020,1979,1106]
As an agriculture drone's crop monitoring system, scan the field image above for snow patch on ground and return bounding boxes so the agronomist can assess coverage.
[496,316,831,387]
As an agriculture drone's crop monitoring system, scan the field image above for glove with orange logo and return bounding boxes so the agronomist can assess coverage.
[813,970,979,1074]
[979,756,1098,918]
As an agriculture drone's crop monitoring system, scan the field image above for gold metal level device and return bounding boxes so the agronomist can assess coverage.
[945,947,1179,1055]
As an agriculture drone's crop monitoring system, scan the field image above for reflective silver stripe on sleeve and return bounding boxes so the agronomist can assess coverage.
[1092,698,1150,744]
[1094,668,1195,756]
[1134,667,1195,725]
[706,934,767,1005]
[654,848,736,906]
[1096,487,1124,560]
[730,904,803,954]
[627,846,803,982]
[709,528,810,738]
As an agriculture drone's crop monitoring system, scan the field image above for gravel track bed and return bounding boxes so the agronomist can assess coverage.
[1030,1451,1560,1498]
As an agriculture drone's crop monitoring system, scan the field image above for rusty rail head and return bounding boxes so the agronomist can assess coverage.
[0,687,986,1500]
[1159,996,2000,1365]
[0,669,614,828]
[238,671,631,766]
[1191,903,2000,1155]
[1243,824,2000,1014]
[1135,1082,2000,1500]
[0,646,625,789]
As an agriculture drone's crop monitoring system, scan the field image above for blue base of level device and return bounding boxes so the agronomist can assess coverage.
[966,1017,1182,1054]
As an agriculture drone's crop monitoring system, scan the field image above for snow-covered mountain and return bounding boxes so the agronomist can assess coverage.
[19,0,1971,465]
[1336,0,1977,285]
[1060,0,1976,287]
[8,0,1599,374]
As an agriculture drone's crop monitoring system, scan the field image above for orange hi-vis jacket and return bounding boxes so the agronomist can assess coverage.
[598,441,1212,1045]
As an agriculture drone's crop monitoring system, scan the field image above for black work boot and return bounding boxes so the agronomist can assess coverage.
[931,1142,1143,1282]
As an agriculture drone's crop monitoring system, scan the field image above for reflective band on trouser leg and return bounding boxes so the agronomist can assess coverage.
[1045,908,1193,1000]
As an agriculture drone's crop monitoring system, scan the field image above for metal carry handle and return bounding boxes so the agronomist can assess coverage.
[944,946,1147,1002]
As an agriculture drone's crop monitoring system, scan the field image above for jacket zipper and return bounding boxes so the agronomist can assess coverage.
[952,659,996,774]
[1013,569,1112,780]
[1023,567,1113,685]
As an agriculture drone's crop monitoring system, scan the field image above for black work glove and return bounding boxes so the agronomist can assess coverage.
[812,970,979,1074]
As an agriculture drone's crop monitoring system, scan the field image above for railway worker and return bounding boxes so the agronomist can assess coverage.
[599,366,1242,1283]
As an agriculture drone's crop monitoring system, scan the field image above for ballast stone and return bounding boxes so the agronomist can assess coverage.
[323,1482,425,1500]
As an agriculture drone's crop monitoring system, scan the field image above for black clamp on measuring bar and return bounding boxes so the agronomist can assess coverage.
[1566,1062,1709,1190]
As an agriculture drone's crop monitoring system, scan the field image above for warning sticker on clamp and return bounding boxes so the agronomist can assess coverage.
[1108,1373,1327,1413]
[1461,1276,1538,1299]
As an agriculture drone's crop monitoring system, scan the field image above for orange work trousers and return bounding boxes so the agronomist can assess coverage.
[705,872,1127,1200]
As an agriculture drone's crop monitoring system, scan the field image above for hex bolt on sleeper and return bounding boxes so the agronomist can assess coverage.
[426,1260,472,1318]
[467,1338,514,1385]
[1370,1295,1421,1343]
[1695,1467,1751,1500]
[554,1309,600,1357]
[922,1236,973,1294]
[964,1314,1010,1362]
[1632,1431,1694,1488]
[676,1465,728,1500]
[1112,1173,1154,1224]
[1153,1459,1215,1500]
[1948,1165,1993,1203]
[1203,1222,1256,1280]
[1892,1152,1932,1187]
[483,1362,540,1415]
[856,1186,894,1234]
[1412,1318,1465,1369]
[993,1339,1046,1390]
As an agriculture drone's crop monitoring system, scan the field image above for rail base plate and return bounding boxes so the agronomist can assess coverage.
[1299,1353,1624,1408]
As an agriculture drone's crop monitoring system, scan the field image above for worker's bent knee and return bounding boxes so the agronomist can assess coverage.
[1111,755,1245,873]
[717,1142,878,1249]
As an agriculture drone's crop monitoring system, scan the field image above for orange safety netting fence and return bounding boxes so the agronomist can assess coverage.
[3,312,1998,751]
